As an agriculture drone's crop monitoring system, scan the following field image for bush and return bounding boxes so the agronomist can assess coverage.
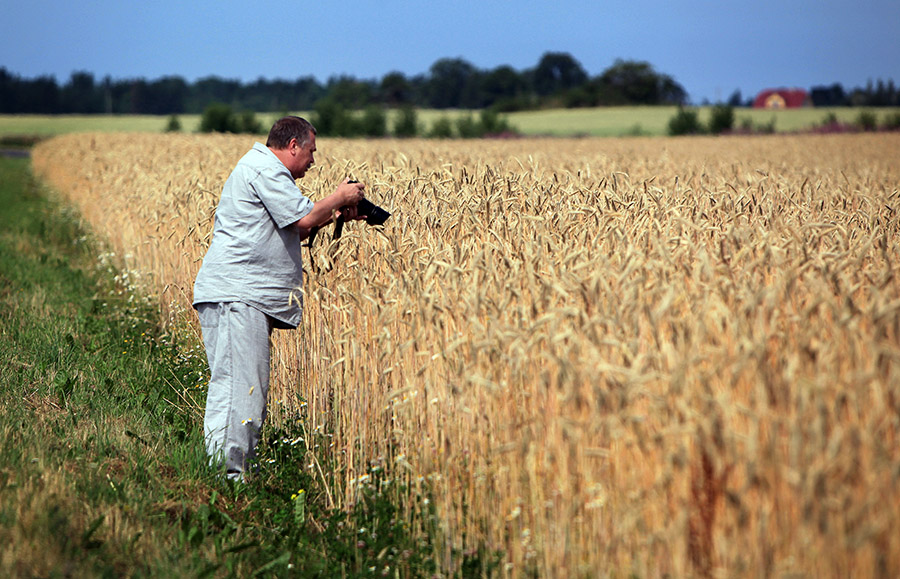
[393,106,419,137]
[707,105,734,135]
[667,107,703,136]
[164,115,182,133]
[821,112,839,127]
[428,117,453,139]
[455,115,482,139]
[360,105,387,137]
[199,104,261,134]
[312,98,357,137]
[200,103,239,133]
[238,111,262,134]
[479,109,512,136]
[758,116,777,134]
[856,110,878,131]
[883,111,900,130]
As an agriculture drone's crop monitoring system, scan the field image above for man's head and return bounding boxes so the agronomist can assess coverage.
[267,116,317,179]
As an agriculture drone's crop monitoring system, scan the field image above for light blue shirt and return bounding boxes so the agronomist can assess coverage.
[193,143,314,328]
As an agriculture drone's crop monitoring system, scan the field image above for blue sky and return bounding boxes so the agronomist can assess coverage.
[3,0,898,104]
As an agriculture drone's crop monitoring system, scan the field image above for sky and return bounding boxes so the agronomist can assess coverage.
[2,0,898,104]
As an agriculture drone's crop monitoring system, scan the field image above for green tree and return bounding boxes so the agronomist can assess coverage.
[427,58,479,108]
[533,52,588,97]
[327,75,376,108]
[480,65,528,108]
[600,60,686,105]
[380,71,413,106]
[61,71,102,113]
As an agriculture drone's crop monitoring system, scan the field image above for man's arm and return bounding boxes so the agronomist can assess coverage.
[294,180,365,241]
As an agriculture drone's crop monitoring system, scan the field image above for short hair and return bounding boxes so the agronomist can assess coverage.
[266,116,317,149]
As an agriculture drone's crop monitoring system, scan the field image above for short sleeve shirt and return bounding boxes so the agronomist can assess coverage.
[192,143,314,328]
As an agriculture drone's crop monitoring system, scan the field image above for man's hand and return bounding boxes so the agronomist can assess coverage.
[338,205,363,222]
[338,179,365,208]
[294,179,367,235]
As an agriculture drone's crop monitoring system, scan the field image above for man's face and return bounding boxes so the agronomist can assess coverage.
[290,132,316,179]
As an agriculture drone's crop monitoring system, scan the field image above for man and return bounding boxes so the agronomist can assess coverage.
[193,116,364,481]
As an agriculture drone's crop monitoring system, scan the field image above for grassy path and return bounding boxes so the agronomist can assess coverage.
[0,157,443,577]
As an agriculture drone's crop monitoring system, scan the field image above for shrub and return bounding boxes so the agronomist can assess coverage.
[199,104,261,134]
[165,115,182,133]
[393,106,419,138]
[479,109,512,136]
[359,105,387,137]
[883,111,900,130]
[707,105,735,135]
[759,116,777,134]
[821,112,839,127]
[856,110,877,131]
[428,117,454,139]
[455,115,482,139]
[626,123,646,136]
[238,111,262,134]
[312,98,357,137]
[668,107,703,136]
[199,103,240,133]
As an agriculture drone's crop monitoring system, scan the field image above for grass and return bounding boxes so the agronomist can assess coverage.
[3,106,899,141]
[0,114,206,136]
[0,157,471,577]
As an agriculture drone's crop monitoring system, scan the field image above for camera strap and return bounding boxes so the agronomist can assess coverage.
[304,217,344,274]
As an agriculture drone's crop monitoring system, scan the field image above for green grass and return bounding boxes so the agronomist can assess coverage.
[0,114,200,136]
[505,106,900,136]
[3,106,898,141]
[0,157,490,577]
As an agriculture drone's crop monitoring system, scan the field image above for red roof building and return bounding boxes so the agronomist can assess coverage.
[753,88,810,109]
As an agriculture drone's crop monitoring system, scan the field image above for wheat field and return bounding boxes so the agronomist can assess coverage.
[33,132,900,577]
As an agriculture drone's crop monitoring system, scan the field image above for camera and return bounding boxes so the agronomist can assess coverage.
[307,181,390,247]
[332,197,390,239]
[333,180,390,237]
[305,182,390,271]
[353,197,391,227]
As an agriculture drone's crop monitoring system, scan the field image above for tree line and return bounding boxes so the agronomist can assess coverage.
[2,52,896,116]
[1,53,689,115]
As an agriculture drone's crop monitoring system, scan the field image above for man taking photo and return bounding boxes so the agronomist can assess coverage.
[193,116,365,481]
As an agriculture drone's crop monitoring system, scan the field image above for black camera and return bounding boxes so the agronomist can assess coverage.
[332,180,390,238]
[353,197,391,227]
[307,181,391,248]
[332,197,390,239]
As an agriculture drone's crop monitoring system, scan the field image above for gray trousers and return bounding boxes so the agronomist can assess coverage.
[197,302,273,479]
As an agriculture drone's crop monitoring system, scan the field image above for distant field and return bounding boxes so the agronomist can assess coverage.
[507,106,900,136]
[0,114,201,136]
[2,106,898,139]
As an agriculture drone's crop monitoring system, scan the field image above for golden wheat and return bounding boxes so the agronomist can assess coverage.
[33,132,900,577]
